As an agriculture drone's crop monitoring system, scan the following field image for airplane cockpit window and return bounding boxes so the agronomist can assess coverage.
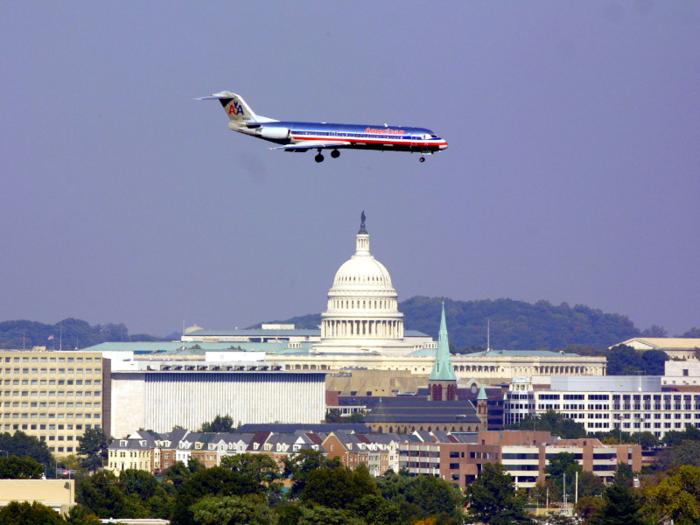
[430,134,437,138]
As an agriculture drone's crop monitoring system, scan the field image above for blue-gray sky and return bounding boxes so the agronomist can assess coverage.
[1,1,698,338]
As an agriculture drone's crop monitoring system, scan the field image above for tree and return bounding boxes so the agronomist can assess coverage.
[199,415,236,433]
[77,428,109,472]
[281,449,342,497]
[163,457,207,491]
[576,495,605,522]
[505,410,586,439]
[325,410,366,424]
[352,493,400,525]
[0,455,45,479]
[681,327,700,338]
[578,470,605,499]
[300,464,378,511]
[464,462,533,525]
[0,430,53,466]
[544,452,582,503]
[0,501,66,525]
[589,485,647,525]
[656,440,700,471]
[607,345,643,375]
[662,425,700,447]
[220,453,280,487]
[170,466,262,525]
[296,505,365,525]
[612,463,634,488]
[190,494,278,525]
[640,349,668,375]
[77,470,149,519]
[642,325,668,338]
[643,465,700,525]
[64,505,102,525]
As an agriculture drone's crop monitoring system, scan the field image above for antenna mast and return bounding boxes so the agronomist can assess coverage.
[487,319,490,351]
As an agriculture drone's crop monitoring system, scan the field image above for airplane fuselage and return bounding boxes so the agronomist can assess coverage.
[199,92,448,162]
[233,121,449,154]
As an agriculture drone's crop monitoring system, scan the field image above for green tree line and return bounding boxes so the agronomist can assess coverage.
[262,296,699,351]
[0,318,165,349]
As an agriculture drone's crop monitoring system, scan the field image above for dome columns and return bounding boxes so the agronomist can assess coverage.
[322,319,404,339]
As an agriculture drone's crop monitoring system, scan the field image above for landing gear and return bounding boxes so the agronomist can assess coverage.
[331,149,340,159]
[419,157,426,163]
[315,153,324,163]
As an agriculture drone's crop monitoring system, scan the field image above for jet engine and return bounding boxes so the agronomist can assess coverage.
[258,127,291,140]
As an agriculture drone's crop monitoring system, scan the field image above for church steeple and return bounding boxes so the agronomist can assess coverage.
[429,303,457,401]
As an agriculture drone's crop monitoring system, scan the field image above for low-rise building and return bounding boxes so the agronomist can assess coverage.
[614,337,700,360]
[399,430,641,492]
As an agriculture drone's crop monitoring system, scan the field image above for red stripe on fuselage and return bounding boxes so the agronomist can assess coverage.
[290,135,447,148]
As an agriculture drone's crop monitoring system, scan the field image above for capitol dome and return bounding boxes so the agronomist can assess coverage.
[316,213,404,351]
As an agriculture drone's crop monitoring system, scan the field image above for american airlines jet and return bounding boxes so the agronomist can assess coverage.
[197,92,448,163]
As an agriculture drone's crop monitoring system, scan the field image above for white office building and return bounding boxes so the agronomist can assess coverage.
[504,376,700,439]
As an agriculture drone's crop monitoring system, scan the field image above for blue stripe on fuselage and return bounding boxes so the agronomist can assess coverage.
[277,122,434,135]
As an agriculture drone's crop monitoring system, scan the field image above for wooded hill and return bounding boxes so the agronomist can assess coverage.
[262,296,697,351]
[2,296,697,352]
[0,318,163,350]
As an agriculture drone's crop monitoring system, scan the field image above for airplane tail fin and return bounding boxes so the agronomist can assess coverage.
[196,92,277,125]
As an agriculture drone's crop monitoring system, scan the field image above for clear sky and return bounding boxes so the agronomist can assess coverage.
[1,1,698,337]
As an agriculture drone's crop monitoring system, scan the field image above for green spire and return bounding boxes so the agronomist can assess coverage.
[477,383,488,401]
[429,302,457,381]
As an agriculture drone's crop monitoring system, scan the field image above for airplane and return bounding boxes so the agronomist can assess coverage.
[197,92,448,163]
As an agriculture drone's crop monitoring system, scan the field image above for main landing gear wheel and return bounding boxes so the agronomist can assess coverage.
[331,149,340,159]
[315,153,324,163]
[419,157,426,163]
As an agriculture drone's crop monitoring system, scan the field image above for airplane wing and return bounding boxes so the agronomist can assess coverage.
[269,141,351,151]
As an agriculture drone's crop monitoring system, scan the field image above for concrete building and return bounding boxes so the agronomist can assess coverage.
[504,375,700,439]
[108,356,327,438]
[0,479,75,515]
[398,431,641,491]
[614,337,700,360]
[663,360,700,388]
[0,350,108,457]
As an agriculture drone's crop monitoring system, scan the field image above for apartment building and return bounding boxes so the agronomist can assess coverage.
[504,376,700,439]
[398,430,641,492]
[0,350,108,457]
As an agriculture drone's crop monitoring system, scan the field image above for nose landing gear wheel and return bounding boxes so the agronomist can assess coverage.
[331,149,340,159]
[419,157,426,163]
[315,153,324,163]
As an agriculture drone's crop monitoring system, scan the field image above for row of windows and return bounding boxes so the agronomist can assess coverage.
[613,404,700,410]
[1,413,100,419]
[4,402,99,408]
[1,368,101,374]
[2,356,100,363]
[4,423,98,431]
[612,394,699,401]
[504,464,539,471]
[615,422,700,429]
[2,380,101,386]
[1,390,101,396]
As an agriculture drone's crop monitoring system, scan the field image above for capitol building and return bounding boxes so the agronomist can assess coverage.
[176,213,606,382]
[312,215,433,356]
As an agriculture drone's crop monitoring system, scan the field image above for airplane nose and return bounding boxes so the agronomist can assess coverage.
[439,141,448,150]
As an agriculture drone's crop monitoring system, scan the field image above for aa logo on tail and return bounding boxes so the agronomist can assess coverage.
[229,101,245,116]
